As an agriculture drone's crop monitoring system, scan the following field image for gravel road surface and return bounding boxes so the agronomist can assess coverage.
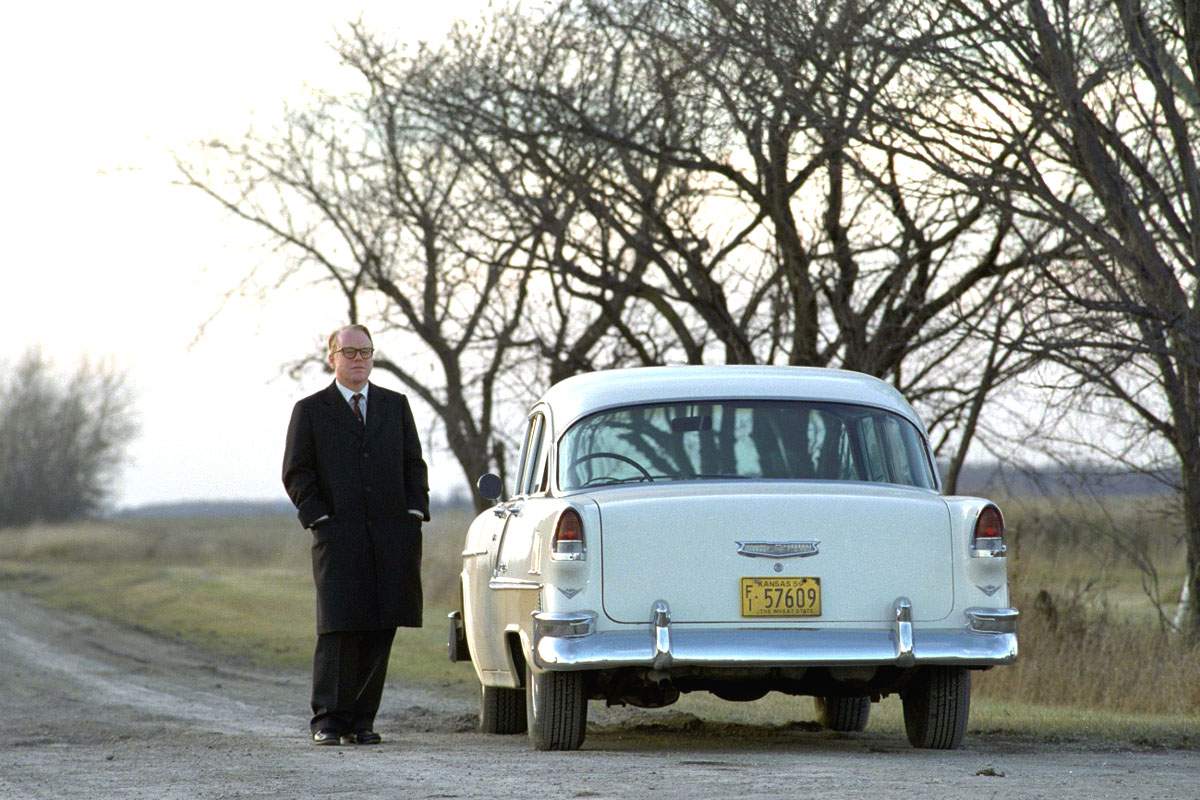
[2,590,1196,799]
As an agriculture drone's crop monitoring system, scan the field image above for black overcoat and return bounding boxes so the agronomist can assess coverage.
[282,382,430,633]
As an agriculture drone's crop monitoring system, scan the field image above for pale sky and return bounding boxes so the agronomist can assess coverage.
[1,1,491,507]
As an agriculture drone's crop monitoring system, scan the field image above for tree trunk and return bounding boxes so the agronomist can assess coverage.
[1172,579,1192,633]
[443,420,495,515]
[1179,457,1200,638]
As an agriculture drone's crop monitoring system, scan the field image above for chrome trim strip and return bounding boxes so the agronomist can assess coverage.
[535,609,595,642]
[651,600,672,670]
[736,540,821,558]
[488,577,543,591]
[461,549,490,558]
[532,610,595,639]
[532,626,1018,671]
[965,607,1019,633]
[894,597,914,667]
[970,540,1008,558]
[532,610,595,623]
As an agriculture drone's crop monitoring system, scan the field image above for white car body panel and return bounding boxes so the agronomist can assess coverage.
[596,482,954,624]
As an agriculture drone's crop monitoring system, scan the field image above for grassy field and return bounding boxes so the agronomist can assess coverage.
[0,509,481,695]
[0,497,1196,745]
[975,493,1198,721]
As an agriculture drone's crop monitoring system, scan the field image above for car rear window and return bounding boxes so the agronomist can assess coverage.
[558,400,936,490]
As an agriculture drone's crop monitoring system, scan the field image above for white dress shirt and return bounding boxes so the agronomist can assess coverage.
[335,379,369,422]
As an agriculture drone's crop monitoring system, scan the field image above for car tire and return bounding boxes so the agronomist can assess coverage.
[901,666,971,749]
[526,664,587,750]
[814,695,870,732]
[479,684,527,734]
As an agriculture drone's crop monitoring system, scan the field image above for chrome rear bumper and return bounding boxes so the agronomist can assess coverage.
[531,601,1018,672]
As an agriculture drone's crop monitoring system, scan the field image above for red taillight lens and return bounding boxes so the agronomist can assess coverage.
[972,505,1006,557]
[552,508,585,559]
[975,505,1004,539]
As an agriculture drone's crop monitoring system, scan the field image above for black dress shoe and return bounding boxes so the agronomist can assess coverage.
[312,729,343,745]
[341,730,382,745]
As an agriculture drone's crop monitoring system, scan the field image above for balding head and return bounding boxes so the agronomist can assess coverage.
[327,325,374,391]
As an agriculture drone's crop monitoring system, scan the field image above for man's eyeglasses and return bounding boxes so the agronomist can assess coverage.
[333,347,374,360]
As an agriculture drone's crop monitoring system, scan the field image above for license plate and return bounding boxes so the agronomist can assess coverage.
[740,577,821,617]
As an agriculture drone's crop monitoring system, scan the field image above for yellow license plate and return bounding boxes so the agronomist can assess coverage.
[740,577,821,617]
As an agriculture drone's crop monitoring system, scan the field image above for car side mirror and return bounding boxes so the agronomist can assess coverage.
[477,472,503,501]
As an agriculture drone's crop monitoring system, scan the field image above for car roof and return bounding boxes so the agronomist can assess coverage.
[538,366,928,435]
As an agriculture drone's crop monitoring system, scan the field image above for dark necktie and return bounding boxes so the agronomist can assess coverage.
[351,393,365,425]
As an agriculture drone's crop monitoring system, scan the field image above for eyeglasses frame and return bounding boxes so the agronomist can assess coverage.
[332,347,375,360]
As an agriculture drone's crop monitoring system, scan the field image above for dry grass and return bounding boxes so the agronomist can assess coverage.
[975,591,1200,714]
[973,494,1198,715]
[0,507,475,608]
[0,515,305,569]
[1001,493,1189,618]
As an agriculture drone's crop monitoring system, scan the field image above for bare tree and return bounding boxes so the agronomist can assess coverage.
[184,0,1064,510]
[396,5,722,378]
[914,0,1200,634]
[411,0,1058,479]
[180,26,538,510]
[0,350,137,526]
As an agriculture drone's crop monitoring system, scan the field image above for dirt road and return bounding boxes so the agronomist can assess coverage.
[2,590,1195,799]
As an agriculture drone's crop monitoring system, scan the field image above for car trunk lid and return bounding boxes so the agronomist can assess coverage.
[595,482,954,624]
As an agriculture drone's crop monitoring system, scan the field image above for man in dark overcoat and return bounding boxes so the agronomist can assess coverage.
[282,324,430,745]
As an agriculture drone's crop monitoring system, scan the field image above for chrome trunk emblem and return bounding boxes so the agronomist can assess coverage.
[736,540,820,559]
[557,586,582,599]
[977,584,1001,597]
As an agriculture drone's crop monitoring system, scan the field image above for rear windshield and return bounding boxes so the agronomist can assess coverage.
[558,400,936,491]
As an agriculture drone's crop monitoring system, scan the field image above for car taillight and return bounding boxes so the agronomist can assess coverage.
[551,508,585,560]
[972,504,1006,557]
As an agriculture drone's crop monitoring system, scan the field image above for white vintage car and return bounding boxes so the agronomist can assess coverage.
[449,366,1017,750]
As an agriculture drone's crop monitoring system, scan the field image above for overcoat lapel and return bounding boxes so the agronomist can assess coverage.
[321,382,366,437]
[363,382,387,442]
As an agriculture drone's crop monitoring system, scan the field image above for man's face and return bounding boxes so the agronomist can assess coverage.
[328,328,374,390]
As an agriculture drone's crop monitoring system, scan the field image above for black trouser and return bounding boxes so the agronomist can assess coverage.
[310,628,396,734]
